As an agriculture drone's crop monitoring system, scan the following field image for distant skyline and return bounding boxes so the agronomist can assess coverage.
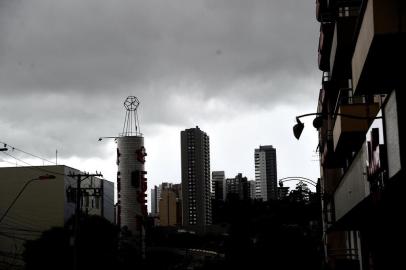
[0,0,320,208]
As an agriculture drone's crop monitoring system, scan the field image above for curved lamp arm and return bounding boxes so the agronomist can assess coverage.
[293,112,382,139]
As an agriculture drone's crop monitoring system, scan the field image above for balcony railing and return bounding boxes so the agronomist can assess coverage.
[352,0,406,93]
[334,143,370,221]
[332,89,381,152]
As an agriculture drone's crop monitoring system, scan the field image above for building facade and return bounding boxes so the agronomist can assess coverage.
[248,180,256,200]
[277,186,290,200]
[254,145,278,201]
[211,171,225,201]
[181,126,212,228]
[0,165,114,269]
[151,185,158,215]
[158,183,182,226]
[225,173,249,201]
[315,0,406,269]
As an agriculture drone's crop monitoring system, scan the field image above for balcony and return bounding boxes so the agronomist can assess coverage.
[334,143,370,221]
[316,0,333,22]
[318,23,335,71]
[321,72,333,94]
[352,0,406,94]
[332,90,380,153]
[321,130,346,169]
[329,16,358,81]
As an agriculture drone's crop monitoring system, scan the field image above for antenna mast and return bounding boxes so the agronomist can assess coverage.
[121,96,142,136]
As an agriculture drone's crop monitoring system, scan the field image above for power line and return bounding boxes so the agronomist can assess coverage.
[0,141,56,165]
[0,217,39,231]
[0,159,17,166]
[0,231,30,242]
[1,152,65,176]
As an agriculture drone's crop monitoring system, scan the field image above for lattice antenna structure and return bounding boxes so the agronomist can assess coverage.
[121,96,142,136]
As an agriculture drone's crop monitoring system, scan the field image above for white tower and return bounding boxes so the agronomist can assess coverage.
[116,97,147,237]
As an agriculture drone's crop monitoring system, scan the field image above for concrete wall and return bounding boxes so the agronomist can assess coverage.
[0,165,66,269]
[334,144,370,221]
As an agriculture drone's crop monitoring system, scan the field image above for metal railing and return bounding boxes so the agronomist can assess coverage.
[332,88,383,121]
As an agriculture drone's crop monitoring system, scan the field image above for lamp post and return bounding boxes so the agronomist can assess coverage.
[0,175,56,224]
[292,112,382,139]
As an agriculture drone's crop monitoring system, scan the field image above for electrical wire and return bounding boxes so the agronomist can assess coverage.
[1,151,65,176]
[0,218,39,232]
[0,231,30,242]
[0,141,56,165]
[1,144,117,224]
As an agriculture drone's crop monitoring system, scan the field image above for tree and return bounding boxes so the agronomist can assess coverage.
[288,181,311,203]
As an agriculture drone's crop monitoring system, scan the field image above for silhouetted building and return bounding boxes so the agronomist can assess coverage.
[181,126,212,228]
[151,185,158,215]
[255,145,277,201]
[225,173,249,200]
[211,171,225,201]
[248,180,256,200]
[277,186,290,200]
[315,0,406,269]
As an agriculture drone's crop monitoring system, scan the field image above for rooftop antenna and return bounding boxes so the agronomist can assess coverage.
[121,96,142,137]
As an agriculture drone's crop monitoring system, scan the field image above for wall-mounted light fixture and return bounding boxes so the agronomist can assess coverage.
[293,113,382,139]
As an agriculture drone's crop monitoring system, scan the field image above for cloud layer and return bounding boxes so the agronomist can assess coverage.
[1,0,321,190]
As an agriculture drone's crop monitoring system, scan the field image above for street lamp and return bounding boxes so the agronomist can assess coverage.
[292,112,382,139]
[0,175,56,224]
[98,136,118,141]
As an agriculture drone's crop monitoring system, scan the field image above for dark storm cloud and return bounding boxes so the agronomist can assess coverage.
[0,0,317,92]
[0,0,319,158]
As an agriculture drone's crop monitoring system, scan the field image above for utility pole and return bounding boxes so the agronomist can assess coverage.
[68,171,102,270]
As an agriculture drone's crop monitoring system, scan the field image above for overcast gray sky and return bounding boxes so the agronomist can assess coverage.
[1,0,321,203]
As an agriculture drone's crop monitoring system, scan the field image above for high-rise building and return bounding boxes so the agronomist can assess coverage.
[151,185,158,215]
[314,0,405,269]
[248,180,256,200]
[225,173,249,200]
[254,145,277,201]
[158,183,182,226]
[211,171,225,201]
[181,126,212,228]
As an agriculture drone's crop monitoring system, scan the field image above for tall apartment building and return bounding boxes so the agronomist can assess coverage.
[248,180,256,200]
[225,173,250,201]
[211,171,225,201]
[158,183,182,226]
[151,185,158,215]
[181,126,212,228]
[315,1,405,269]
[254,145,277,201]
